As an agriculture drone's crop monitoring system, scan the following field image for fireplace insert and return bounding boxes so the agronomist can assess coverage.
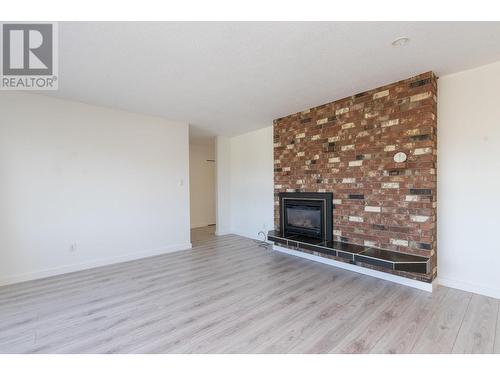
[279,192,333,241]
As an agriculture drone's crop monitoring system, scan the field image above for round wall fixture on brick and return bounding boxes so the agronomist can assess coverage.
[394,152,407,163]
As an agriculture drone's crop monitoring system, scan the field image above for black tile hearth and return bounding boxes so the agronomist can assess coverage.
[358,247,428,263]
[287,235,325,245]
[354,247,430,273]
[317,241,365,261]
[267,230,430,276]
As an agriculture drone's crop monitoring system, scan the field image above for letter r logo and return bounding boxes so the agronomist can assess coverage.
[2,24,53,75]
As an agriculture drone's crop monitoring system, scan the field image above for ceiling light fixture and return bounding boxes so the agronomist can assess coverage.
[392,37,410,47]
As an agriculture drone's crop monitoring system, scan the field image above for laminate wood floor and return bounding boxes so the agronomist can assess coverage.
[1,227,499,354]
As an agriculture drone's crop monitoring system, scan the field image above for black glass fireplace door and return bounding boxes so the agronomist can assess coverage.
[279,192,333,242]
[283,200,324,239]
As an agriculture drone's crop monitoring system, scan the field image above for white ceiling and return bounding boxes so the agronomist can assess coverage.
[50,22,500,142]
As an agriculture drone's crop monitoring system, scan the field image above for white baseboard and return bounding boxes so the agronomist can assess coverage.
[229,230,263,241]
[273,245,433,292]
[437,276,500,299]
[191,223,215,229]
[0,242,192,287]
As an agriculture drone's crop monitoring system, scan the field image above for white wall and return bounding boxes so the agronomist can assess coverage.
[189,142,216,228]
[215,136,231,235]
[438,60,500,298]
[0,93,191,285]
[215,128,274,240]
[229,127,274,240]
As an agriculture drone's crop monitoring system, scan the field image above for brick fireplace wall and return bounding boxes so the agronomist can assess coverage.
[273,72,437,281]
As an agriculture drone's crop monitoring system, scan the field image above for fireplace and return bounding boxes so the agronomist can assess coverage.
[271,190,431,276]
[279,192,333,241]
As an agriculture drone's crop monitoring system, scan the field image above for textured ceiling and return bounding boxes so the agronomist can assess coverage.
[47,22,500,142]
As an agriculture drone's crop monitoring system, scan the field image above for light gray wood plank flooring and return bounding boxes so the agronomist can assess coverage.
[0,226,498,354]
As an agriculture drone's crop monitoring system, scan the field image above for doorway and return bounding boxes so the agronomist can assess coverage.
[189,137,216,237]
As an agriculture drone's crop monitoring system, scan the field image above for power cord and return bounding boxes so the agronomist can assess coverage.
[254,230,271,249]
